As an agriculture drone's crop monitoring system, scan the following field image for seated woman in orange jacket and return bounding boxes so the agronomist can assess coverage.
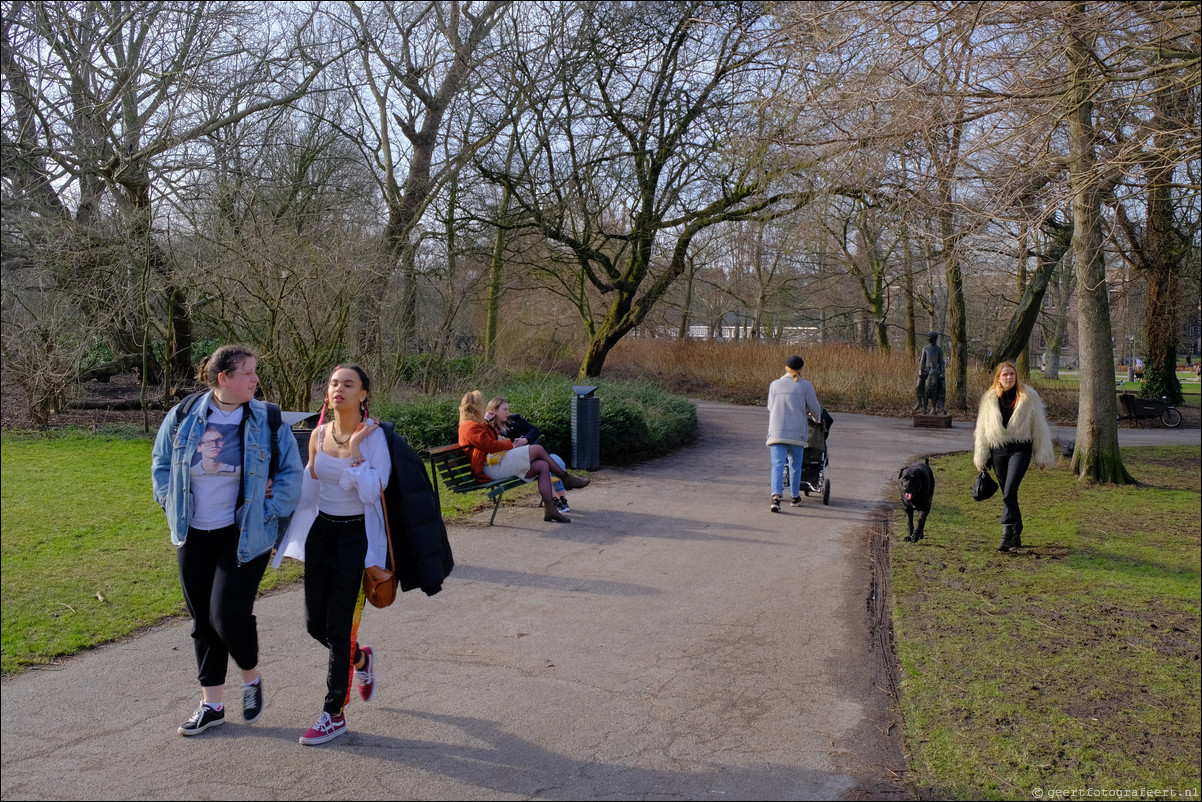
[457,390,589,523]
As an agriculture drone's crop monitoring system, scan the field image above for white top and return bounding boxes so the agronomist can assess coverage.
[272,424,392,570]
[189,404,243,530]
[314,449,366,516]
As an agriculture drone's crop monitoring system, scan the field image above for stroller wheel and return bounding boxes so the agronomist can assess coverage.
[822,479,831,505]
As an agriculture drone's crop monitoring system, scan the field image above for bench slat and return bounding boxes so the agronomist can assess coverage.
[423,442,528,525]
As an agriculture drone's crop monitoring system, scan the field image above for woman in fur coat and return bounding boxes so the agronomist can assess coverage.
[973,361,1055,552]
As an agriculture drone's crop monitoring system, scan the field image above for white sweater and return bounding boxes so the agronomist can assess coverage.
[973,387,1055,471]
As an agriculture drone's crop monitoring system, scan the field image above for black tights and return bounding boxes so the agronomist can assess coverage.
[524,444,565,504]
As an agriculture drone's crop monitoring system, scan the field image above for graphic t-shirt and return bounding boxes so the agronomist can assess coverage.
[189,405,243,530]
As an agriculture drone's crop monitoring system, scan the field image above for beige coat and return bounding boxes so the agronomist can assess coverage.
[973,386,1055,471]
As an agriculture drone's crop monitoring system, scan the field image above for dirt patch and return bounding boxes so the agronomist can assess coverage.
[1,373,173,432]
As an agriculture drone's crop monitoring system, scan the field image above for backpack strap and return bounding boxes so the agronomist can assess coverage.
[265,402,281,479]
[170,391,207,440]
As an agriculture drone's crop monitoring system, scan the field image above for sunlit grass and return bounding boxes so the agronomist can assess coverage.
[892,446,1201,798]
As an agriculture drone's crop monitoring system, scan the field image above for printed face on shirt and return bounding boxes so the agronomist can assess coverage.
[192,422,240,472]
[198,429,223,458]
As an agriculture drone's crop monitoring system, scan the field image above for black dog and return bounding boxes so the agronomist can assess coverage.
[898,458,935,543]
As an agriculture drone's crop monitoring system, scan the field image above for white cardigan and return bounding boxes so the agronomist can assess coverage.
[973,387,1055,472]
[272,424,391,570]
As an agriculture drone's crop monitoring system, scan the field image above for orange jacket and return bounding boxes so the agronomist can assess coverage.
[458,420,511,482]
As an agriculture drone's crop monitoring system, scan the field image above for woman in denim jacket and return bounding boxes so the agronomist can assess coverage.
[152,344,302,737]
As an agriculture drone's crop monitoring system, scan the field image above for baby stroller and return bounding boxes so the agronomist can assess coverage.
[784,409,833,505]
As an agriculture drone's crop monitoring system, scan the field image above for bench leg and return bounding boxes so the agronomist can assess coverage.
[489,496,501,526]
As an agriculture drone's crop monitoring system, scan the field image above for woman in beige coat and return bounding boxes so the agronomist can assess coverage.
[973,361,1055,552]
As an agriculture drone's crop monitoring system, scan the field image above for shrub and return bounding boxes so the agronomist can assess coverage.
[374,373,697,466]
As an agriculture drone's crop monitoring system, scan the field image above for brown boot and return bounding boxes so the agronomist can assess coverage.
[560,473,590,490]
[544,506,571,523]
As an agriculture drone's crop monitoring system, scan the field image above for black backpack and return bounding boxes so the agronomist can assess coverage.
[379,421,453,596]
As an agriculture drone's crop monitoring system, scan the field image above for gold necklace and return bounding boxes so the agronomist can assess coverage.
[330,417,360,447]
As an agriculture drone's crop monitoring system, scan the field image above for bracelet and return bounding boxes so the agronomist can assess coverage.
[351,457,364,467]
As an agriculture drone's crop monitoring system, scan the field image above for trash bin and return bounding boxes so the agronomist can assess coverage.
[281,410,320,467]
[570,385,600,471]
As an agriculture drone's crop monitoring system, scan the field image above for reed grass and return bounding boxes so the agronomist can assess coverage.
[603,339,1096,423]
[604,339,981,410]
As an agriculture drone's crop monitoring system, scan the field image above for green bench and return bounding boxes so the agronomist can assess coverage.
[423,443,528,525]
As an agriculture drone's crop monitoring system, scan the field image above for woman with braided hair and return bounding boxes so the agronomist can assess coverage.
[274,364,389,744]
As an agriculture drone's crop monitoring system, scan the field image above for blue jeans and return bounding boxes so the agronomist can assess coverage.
[769,444,805,499]
[549,454,566,495]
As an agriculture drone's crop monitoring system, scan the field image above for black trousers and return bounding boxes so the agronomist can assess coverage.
[177,525,269,687]
[304,513,368,715]
[990,441,1033,530]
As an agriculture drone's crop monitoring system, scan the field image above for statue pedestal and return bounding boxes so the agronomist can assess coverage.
[913,413,952,429]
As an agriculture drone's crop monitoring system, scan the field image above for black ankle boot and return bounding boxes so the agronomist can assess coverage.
[998,524,1017,552]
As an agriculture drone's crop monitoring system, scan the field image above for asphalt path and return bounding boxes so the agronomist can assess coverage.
[2,401,1195,801]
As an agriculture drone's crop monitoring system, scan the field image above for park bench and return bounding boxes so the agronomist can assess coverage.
[423,443,527,525]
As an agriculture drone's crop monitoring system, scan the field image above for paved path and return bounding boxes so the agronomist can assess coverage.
[2,402,1194,801]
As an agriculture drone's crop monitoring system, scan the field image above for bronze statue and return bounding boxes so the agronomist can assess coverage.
[914,331,946,415]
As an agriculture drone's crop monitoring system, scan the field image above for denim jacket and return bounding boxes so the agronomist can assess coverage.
[152,392,303,564]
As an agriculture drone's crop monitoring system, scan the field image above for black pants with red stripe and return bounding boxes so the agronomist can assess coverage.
[304,513,367,715]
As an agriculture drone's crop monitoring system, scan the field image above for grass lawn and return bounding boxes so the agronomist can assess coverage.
[892,446,1201,799]
[0,430,535,675]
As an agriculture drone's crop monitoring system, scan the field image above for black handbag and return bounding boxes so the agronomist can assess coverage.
[972,468,998,502]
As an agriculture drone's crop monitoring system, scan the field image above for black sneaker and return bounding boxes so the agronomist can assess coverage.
[243,677,264,724]
[791,496,802,507]
[555,496,571,514]
[770,495,781,513]
[178,703,224,736]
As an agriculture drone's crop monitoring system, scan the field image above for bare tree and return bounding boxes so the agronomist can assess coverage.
[1,0,332,400]
[1062,2,1133,483]
[337,0,511,362]
[484,1,811,378]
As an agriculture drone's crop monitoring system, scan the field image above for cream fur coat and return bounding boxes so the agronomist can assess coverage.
[973,386,1055,471]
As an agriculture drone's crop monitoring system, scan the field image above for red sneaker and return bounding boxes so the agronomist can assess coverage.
[299,712,347,745]
[354,646,375,702]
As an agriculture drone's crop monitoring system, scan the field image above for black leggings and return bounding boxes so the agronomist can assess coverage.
[990,441,1033,530]
[177,525,270,687]
[304,513,368,715]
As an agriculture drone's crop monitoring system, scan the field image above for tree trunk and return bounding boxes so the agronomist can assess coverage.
[677,256,695,340]
[903,228,917,359]
[1065,8,1133,484]
[943,226,968,409]
[485,185,511,362]
[1138,67,1188,404]
[1015,229,1030,379]
[989,222,1072,371]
